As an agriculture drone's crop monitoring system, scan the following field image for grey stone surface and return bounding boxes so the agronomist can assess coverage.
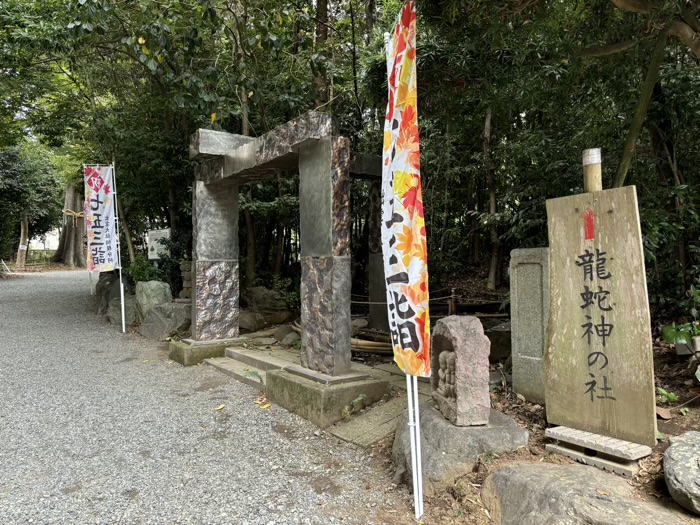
[193,179,238,261]
[135,281,172,321]
[139,303,191,341]
[481,463,687,525]
[243,286,292,325]
[349,153,382,180]
[393,406,529,496]
[664,431,700,515]
[485,320,511,361]
[189,128,255,160]
[300,256,351,376]
[273,324,295,342]
[545,426,651,460]
[510,248,549,404]
[299,137,333,257]
[239,310,266,332]
[193,260,239,340]
[431,316,491,426]
[330,136,351,257]
[0,271,412,524]
[107,294,138,326]
[281,332,300,346]
[95,271,118,315]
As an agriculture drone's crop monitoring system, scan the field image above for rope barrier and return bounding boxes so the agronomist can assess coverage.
[63,209,84,227]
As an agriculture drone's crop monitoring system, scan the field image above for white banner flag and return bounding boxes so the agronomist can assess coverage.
[84,166,120,272]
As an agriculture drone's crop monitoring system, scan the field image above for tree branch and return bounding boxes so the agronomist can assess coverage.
[579,40,638,57]
[611,0,659,14]
[679,0,700,33]
[670,18,700,58]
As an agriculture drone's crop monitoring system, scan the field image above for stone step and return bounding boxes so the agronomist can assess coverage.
[225,346,292,371]
[545,426,651,460]
[329,397,405,447]
[204,357,266,391]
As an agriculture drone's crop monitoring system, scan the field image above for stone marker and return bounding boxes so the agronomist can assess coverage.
[393,406,528,496]
[484,320,511,362]
[135,281,172,321]
[664,431,700,515]
[545,186,656,447]
[431,316,490,426]
[481,463,688,525]
[509,248,549,404]
[95,271,118,315]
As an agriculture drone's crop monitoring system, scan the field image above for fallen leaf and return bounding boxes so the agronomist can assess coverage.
[656,407,674,420]
[516,393,526,402]
[260,403,271,409]
[215,404,225,411]
[596,489,609,496]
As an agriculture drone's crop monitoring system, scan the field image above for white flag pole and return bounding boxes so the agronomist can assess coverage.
[111,160,126,334]
[413,374,424,516]
[406,374,420,519]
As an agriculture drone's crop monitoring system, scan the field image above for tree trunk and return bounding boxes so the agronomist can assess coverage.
[613,29,669,188]
[117,196,136,265]
[52,184,84,268]
[15,212,28,270]
[314,0,329,108]
[484,107,499,291]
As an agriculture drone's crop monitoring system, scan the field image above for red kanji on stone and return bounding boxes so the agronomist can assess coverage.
[582,208,596,241]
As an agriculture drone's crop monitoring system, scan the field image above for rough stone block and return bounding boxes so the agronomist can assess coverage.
[300,256,351,376]
[193,260,239,340]
[431,315,491,426]
[140,303,191,341]
[239,310,266,332]
[107,294,138,326]
[481,463,688,525]
[393,406,528,496]
[664,431,700,515]
[510,248,549,404]
[273,325,295,342]
[95,271,119,315]
[135,280,173,321]
[168,340,226,366]
[266,369,389,428]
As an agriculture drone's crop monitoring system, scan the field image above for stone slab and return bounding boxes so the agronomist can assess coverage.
[393,406,529,496]
[545,426,651,460]
[510,248,549,404]
[168,340,226,366]
[181,337,244,346]
[266,369,389,428]
[225,347,291,371]
[193,180,239,261]
[481,463,688,525]
[204,357,266,391]
[193,260,240,340]
[284,364,370,386]
[545,443,639,478]
[189,129,255,160]
[329,397,405,447]
[545,186,657,447]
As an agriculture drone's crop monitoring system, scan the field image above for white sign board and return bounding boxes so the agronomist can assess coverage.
[147,228,171,260]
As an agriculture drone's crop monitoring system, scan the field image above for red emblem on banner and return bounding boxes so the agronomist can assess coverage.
[86,170,105,193]
[582,208,596,241]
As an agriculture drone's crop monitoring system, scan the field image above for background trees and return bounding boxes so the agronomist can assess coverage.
[1,0,698,315]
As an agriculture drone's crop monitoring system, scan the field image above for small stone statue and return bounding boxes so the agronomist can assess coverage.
[431,316,491,426]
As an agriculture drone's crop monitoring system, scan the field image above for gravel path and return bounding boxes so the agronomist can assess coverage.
[0,272,411,525]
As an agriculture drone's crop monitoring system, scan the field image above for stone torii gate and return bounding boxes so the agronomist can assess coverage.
[185,112,389,424]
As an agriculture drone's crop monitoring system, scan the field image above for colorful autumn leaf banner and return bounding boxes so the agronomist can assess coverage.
[84,166,120,272]
[382,0,431,378]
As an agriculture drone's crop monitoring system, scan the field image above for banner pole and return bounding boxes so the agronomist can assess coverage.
[413,374,424,516]
[406,374,420,519]
[111,160,126,334]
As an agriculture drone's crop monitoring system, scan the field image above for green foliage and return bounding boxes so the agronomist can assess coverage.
[124,254,163,284]
[656,387,679,405]
[680,407,690,416]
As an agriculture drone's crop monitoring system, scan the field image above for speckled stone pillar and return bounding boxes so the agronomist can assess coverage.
[298,136,352,376]
[192,178,240,340]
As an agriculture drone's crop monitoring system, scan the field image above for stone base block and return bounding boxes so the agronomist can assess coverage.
[266,369,389,428]
[169,340,227,366]
[393,405,529,496]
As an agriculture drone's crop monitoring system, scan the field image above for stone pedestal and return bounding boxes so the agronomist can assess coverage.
[431,316,491,426]
[510,248,549,404]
